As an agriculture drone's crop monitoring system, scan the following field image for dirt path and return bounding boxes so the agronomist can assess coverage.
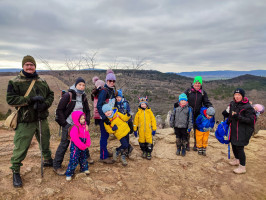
[0,128,266,200]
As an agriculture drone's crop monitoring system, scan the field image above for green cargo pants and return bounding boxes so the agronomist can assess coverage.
[10,119,52,172]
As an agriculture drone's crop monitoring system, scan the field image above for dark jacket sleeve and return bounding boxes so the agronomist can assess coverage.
[97,89,107,120]
[55,92,71,127]
[83,96,91,125]
[202,90,212,108]
[238,106,255,125]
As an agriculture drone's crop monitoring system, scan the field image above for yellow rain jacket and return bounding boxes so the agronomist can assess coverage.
[104,109,131,140]
[133,107,157,144]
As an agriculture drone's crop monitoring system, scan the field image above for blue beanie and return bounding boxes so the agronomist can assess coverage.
[102,104,112,114]
[117,89,123,97]
[179,93,188,102]
[139,97,148,105]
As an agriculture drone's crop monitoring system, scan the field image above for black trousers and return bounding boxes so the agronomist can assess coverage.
[174,128,188,148]
[232,144,246,166]
[53,124,91,169]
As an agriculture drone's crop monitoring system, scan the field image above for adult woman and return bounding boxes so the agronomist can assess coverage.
[222,88,256,174]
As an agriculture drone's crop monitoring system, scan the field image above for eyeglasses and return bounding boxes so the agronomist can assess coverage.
[108,80,116,83]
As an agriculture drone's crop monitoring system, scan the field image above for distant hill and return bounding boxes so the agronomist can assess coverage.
[173,70,266,80]
[0,68,21,72]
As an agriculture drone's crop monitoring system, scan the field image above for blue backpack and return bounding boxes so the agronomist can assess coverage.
[215,119,230,144]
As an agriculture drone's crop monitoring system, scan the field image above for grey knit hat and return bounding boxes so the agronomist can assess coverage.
[206,107,215,116]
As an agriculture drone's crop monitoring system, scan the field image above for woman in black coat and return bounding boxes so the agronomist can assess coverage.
[222,88,256,174]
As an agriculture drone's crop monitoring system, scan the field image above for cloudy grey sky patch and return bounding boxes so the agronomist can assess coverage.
[0,0,265,72]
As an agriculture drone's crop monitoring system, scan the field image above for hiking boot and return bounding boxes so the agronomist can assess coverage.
[186,143,190,151]
[53,167,66,176]
[43,159,53,167]
[127,145,134,157]
[113,149,120,162]
[121,155,128,166]
[198,148,203,155]
[99,157,115,164]
[146,152,152,160]
[176,147,181,156]
[87,156,94,164]
[233,164,246,174]
[193,144,197,151]
[229,159,240,166]
[83,170,90,175]
[66,176,72,181]
[181,147,186,157]
[108,151,113,157]
[13,172,22,188]
[142,151,147,158]
[202,148,207,156]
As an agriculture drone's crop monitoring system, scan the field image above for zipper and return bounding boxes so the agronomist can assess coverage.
[144,110,146,132]
[236,109,245,141]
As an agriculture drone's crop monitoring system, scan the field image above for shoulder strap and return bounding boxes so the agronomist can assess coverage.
[17,79,36,111]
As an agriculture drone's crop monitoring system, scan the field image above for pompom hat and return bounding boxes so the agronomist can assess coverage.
[106,69,116,82]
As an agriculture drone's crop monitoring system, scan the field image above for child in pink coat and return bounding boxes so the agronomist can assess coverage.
[65,111,91,181]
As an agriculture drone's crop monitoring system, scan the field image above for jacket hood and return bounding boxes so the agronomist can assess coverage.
[200,107,208,116]
[71,110,86,126]
[69,84,85,95]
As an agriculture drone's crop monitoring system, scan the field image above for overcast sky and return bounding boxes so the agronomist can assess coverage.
[0,0,265,72]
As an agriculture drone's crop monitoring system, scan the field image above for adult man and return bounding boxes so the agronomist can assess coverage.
[183,76,213,151]
[6,55,54,187]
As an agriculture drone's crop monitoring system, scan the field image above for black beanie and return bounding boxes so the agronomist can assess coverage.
[75,77,85,87]
[234,88,245,97]
[22,55,36,67]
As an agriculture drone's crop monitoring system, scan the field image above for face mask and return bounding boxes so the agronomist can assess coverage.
[77,89,84,94]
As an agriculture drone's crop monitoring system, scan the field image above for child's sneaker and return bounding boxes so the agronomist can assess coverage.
[181,147,186,157]
[176,147,181,155]
[142,151,147,158]
[113,149,120,161]
[66,176,72,181]
[146,152,152,160]
[202,148,206,156]
[198,148,203,155]
[83,170,90,175]
[121,155,128,166]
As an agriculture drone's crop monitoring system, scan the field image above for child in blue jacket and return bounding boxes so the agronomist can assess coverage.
[195,107,215,156]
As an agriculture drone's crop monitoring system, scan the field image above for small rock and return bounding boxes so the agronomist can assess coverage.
[83,177,94,184]
[75,172,87,179]
[35,178,42,184]
[148,167,156,173]
[43,188,56,196]
[117,181,123,187]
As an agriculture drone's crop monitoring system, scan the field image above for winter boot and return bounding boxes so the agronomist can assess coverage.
[53,167,66,176]
[176,147,181,155]
[198,147,203,155]
[233,164,246,174]
[99,157,115,164]
[43,158,53,167]
[142,151,147,158]
[127,145,134,157]
[229,159,240,166]
[83,170,90,175]
[181,147,186,157]
[192,144,197,151]
[120,154,128,166]
[202,148,207,156]
[146,152,152,160]
[66,176,72,181]
[113,149,120,162]
[13,172,22,188]
[87,156,94,164]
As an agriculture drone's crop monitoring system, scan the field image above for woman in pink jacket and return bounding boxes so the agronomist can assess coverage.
[65,111,91,181]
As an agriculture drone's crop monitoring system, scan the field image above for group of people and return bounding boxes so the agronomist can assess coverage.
[6,55,258,188]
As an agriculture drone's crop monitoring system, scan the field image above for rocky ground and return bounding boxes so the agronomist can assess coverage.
[0,127,266,200]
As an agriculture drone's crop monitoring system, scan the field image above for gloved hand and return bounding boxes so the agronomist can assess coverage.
[203,127,208,132]
[36,102,47,112]
[232,113,239,120]
[112,125,118,131]
[134,131,138,137]
[126,112,131,117]
[104,118,111,125]
[30,96,44,103]
[187,129,191,133]
[152,130,156,136]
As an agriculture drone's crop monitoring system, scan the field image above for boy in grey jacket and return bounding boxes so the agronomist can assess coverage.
[170,93,193,156]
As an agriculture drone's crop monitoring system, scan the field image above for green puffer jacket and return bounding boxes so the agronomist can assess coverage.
[6,71,54,123]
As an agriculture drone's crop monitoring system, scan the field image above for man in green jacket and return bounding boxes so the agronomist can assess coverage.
[6,55,54,188]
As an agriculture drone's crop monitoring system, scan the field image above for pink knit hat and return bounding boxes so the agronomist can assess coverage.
[105,69,116,82]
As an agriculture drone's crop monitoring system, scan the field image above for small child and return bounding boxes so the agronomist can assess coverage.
[195,107,215,156]
[102,104,131,166]
[91,76,105,125]
[133,97,157,160]
[65,111,91,181]
[170,93,193,156]
[115,89,134,156]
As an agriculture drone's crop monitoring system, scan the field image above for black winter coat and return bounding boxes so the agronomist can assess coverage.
[183,86,212,121]
[55,89,90,127]
[223,98,256,146]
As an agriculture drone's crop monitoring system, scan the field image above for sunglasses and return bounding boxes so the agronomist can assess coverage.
[108,80,116,83]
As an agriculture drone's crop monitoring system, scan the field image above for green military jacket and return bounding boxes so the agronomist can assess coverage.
[6,71,54,123]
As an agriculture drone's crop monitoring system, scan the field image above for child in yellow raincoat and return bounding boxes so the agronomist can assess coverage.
[133,97,157,160]
[102,104,131,166]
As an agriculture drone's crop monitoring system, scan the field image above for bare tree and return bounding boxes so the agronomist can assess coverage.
[83,51,98,70]
[108,57,120,70]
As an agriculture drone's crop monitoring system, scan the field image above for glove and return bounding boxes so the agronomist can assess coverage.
[30,96,44,103]
[187,129,191,133]
[112,125,118,131]
[232,114,239,120]
[203,128,208,132]
[126,112,131,117]
[36,102,47,112]
[104,118,111,125]
[134,131,138,137]
[152,130,156,136]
